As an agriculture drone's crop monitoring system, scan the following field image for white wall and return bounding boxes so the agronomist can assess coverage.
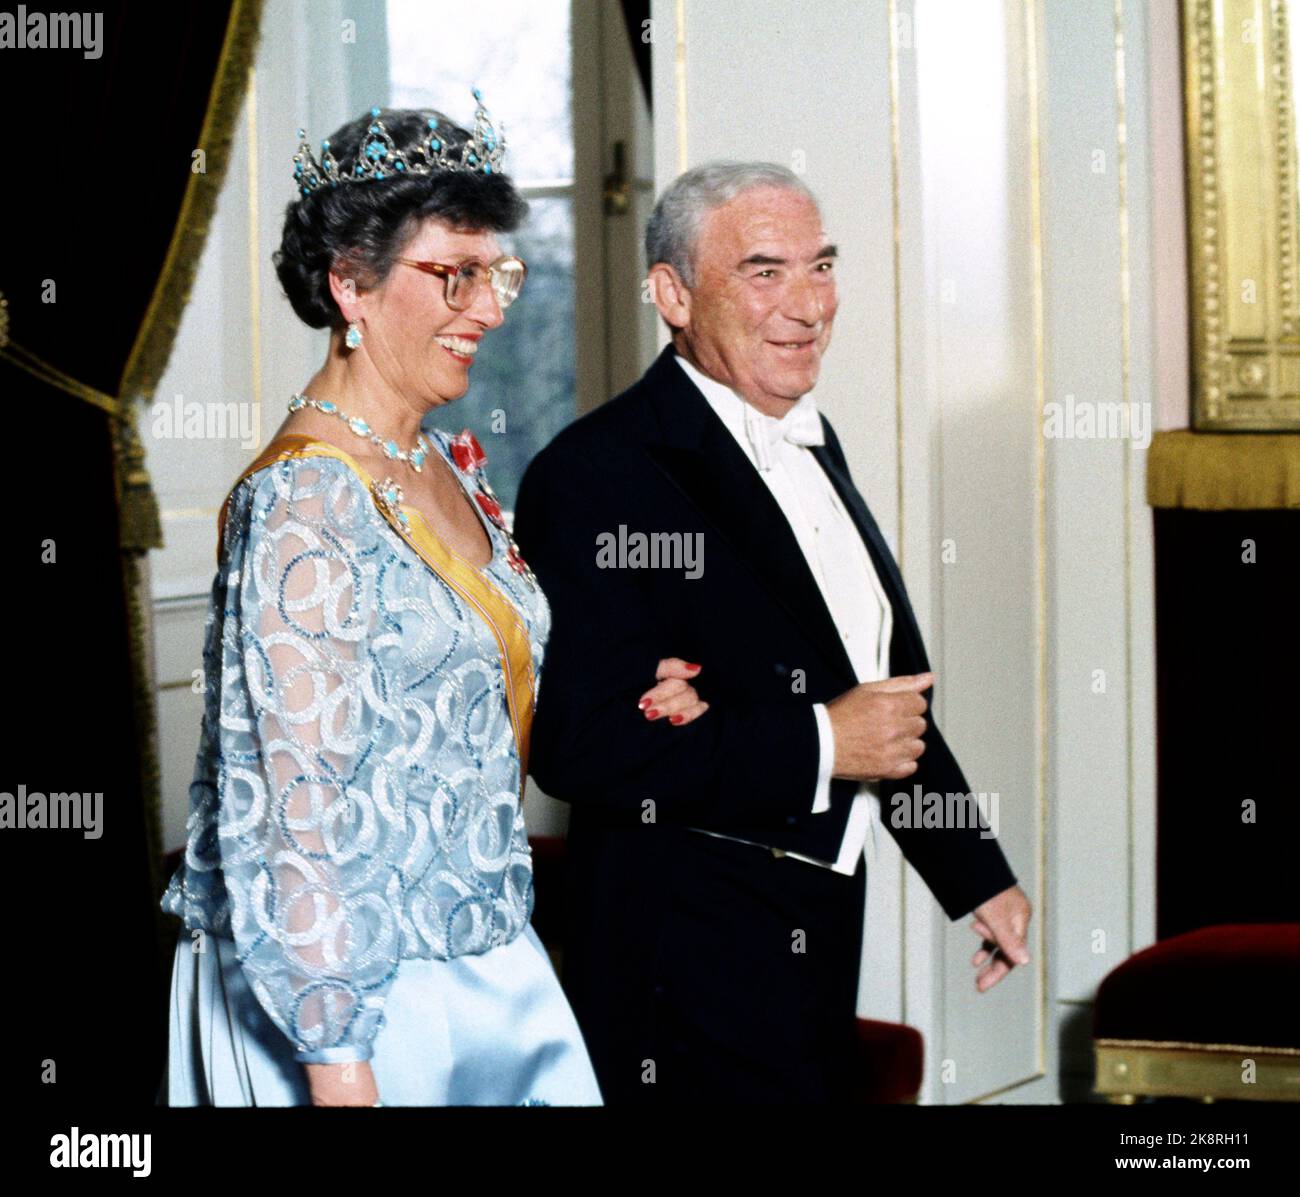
[651,0,1163,1104]
[1037,0,1159,1100]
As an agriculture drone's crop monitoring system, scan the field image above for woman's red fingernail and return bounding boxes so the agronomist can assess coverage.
[645,708,659,719]
[669,714,684,724]
[638,698,651,709]
[687,663,701,670]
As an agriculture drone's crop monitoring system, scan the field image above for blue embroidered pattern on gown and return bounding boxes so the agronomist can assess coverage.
[160,430,601,1105]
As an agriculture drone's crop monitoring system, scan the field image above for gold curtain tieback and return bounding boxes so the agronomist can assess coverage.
[0,336,121,417]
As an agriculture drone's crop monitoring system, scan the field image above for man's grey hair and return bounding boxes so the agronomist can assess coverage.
[644,161,818,288]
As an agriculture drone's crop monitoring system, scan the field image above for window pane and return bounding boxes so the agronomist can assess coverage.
[387,0,572,181]
[421,195,575,511]
[388,0,576,508]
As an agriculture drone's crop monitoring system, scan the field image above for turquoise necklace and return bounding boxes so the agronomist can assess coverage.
[288,392,430,472]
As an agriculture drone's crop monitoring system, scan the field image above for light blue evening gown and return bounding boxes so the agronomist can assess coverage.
[159,430,601,1106]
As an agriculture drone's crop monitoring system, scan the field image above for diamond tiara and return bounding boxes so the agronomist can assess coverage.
[292,87,507,197]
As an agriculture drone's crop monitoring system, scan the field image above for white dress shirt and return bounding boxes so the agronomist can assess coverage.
[673,352,894,875]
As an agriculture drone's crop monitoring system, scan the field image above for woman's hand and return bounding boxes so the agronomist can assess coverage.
[639,658,708,726]
[304,1060,380,1106]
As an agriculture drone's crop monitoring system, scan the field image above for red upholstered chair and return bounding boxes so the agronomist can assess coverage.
[853,1018,924,1103]
[1092,923,1300,1103]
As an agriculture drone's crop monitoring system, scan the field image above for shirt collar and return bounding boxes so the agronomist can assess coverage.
[672,351,823,471]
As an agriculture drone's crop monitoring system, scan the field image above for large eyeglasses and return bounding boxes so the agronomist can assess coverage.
[396,254,527,311]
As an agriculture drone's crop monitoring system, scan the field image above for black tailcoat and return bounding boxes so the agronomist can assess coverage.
[513,345,1018,1103]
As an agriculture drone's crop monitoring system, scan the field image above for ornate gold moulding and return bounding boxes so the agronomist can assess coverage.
[1185,0,1300,429]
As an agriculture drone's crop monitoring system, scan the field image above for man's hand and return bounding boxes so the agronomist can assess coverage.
[825,672,933,781]
[969,884,1032,993]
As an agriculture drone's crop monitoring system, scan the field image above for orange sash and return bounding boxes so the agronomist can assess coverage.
[218,435,536,790]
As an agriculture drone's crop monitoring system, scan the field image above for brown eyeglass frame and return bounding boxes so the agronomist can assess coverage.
[396,254,527,310]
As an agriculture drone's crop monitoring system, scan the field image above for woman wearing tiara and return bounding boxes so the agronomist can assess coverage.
[159,92,709,1107]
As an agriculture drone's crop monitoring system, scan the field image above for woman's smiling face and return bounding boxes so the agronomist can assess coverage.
[340,215,507,408]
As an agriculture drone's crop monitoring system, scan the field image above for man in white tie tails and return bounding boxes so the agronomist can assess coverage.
[513,162,1033,1104]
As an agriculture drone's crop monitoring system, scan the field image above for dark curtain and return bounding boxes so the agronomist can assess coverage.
[1153,510,1300,938]
[0,0,262,1106]
[619,0,653,110]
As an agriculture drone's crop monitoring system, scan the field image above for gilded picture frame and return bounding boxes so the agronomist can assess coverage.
[1184,0,1300,429]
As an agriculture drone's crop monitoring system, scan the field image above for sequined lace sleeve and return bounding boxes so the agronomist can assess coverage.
[218,458,403,1064]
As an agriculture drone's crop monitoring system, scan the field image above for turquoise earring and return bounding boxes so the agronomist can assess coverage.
[345,321,363,349]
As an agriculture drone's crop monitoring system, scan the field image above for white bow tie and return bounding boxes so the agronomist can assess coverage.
[743,394,824,471]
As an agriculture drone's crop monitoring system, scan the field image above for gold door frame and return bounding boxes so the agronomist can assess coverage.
[1185,0,1300,429]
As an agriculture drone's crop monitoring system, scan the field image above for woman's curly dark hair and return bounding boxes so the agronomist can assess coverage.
[273,107,529,330]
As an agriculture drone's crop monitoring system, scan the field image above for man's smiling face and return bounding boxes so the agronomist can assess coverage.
[673,185,838,416]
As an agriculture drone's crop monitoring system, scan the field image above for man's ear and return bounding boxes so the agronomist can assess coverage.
[648,263,690,330]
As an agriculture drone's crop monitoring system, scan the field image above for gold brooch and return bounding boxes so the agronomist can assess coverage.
[370,477,411,529]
